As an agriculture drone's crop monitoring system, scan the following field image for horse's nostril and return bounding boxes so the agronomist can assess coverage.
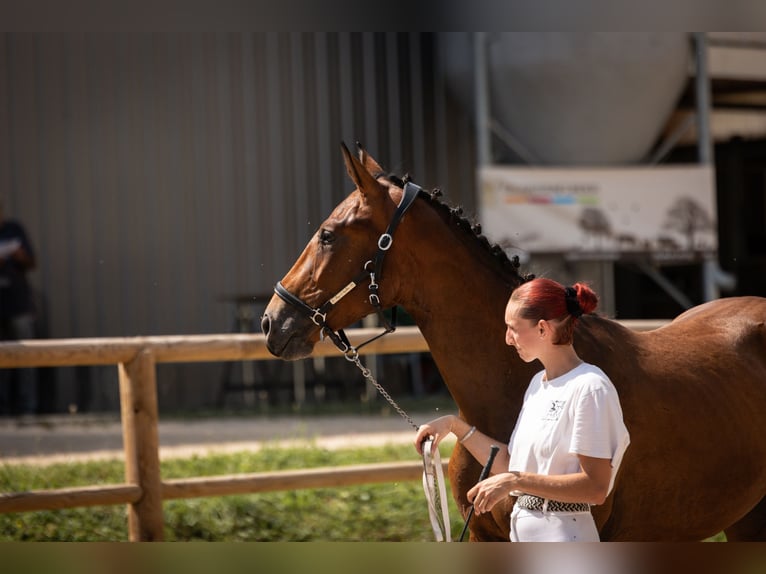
[261,314,271,336]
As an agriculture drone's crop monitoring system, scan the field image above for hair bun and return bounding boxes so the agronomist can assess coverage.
[570,282,598,315]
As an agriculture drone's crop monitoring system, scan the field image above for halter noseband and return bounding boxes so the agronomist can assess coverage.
[274,181,422,361]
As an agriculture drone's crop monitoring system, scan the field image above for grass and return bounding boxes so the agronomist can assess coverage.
[162,393,458,421]
[0,397,728,542]
[0,443,464,542]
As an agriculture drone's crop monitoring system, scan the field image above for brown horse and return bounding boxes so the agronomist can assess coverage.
[261,143,766,541]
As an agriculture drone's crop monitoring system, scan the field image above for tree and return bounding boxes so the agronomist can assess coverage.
[578,208,612,249]
[662,197,714,251]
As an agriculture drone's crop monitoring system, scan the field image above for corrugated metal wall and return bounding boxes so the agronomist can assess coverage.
[0,33,477,412]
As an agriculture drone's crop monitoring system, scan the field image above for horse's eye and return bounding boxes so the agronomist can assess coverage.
[319,229,335,245]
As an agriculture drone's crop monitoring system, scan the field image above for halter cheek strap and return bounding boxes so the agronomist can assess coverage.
[274,181,422,360]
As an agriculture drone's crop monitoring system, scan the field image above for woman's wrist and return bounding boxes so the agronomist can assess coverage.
[458,425,477,443]
[447,415,458,435]
[448,415,468,436]
[448,416,476,443]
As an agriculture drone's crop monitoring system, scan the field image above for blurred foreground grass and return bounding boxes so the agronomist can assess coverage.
[0,443,462,542]
[0,439,727,542]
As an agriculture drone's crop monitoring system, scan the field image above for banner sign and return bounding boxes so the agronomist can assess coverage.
[479,165,717,261]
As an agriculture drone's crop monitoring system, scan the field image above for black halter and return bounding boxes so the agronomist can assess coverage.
[274,181,422,361]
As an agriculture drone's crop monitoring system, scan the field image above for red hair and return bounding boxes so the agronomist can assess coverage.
[509,278,598,345]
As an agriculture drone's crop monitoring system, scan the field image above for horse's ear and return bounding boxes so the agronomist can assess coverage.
[341,142,384,200]
[356,141,384,177]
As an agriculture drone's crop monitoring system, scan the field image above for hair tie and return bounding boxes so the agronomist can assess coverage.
[564,286,583,318]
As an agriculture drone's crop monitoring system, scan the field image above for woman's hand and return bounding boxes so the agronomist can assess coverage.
[467,472,518,515]
[413,415,456,456]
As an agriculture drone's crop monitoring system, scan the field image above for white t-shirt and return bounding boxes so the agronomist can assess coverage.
[507,362,630,497]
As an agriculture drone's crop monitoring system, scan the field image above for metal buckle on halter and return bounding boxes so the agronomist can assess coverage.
[368,273,380,306]
[378,233,393,251]
[310,310,327,326]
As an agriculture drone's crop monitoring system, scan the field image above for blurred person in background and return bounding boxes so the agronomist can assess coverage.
[0,198,38,416]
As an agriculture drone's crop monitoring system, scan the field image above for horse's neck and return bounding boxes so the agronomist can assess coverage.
[395,216,533,437]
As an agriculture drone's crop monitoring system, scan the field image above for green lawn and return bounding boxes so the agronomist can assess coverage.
[0,443,463,542]
[0,440,726,542]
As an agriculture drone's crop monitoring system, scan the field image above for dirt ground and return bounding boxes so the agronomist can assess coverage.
[0,411,442,466]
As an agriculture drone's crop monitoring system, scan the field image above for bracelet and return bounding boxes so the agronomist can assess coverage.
[459,425,477,443]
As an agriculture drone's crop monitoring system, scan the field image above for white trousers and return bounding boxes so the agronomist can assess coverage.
[510,505,599,542]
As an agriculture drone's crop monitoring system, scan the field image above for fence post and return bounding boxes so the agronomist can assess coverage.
[119,349,164,541]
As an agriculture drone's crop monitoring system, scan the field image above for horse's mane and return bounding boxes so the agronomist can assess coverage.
[382,172,534,286]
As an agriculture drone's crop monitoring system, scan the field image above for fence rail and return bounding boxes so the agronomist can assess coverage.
[0,460,437,513]
[0,321,668,541]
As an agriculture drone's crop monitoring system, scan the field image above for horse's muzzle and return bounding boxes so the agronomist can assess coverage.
[261,303,317,360]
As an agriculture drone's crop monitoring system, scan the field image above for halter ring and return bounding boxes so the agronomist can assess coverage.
[378,233,393,250]
[344,348,360,362]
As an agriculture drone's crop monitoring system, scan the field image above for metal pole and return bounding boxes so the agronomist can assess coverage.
[693,33,728,301]
[693,32,714,165]
[474,32,491,168]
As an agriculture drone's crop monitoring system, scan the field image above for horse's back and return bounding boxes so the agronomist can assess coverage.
[592,295,766,359]
[673,295,766,325]
[665,296,766,360]
[613,295,766,395]
[576,296,766,386]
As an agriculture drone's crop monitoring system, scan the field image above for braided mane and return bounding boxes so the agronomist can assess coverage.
[381,172,534,285]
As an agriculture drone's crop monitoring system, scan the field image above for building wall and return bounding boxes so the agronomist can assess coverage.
[0,33,477,412]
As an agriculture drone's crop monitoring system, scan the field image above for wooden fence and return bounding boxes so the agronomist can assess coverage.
[0,321,667,541]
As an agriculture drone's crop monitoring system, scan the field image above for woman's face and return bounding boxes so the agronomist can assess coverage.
[504,302,543,363]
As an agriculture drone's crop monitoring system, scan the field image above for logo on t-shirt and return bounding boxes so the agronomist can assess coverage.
[542,400,565,422]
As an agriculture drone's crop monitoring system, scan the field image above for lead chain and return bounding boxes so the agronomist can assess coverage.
[349,355,419,430]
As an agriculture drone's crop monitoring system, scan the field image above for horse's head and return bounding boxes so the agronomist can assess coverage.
[262,143,415,360]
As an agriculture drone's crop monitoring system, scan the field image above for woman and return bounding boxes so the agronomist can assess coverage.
[414,278,630,542]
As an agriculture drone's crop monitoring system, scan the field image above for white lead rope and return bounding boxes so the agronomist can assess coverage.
[421,437,451,542]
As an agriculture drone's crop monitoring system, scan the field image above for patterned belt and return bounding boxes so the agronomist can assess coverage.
[516,494,591,513]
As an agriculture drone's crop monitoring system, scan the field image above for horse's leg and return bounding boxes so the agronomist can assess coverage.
[448,444,511,541]
[724,496,766,541]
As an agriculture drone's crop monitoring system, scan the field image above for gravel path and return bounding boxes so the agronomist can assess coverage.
[0,412,445,466]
